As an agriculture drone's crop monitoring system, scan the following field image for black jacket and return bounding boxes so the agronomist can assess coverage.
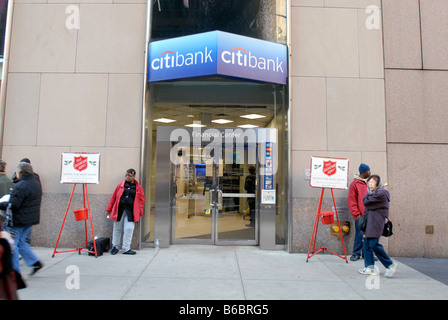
[5,174,42,227]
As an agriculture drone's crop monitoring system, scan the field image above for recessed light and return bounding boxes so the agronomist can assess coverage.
[211,119,234,124]
[185,123,206,127]
[153,118,176,123]
[240,114,266,120]
[238,124,259,128]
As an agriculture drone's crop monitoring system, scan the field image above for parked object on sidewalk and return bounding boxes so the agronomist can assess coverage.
[88,237,111,256]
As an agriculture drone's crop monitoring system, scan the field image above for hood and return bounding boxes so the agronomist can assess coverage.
[368,176,384,195]
[354,174,367,183]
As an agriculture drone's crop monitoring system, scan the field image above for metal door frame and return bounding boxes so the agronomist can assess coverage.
[168,136,259,246]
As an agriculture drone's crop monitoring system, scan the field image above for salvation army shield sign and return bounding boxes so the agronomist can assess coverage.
[310,156,349,189]
[61,153,100,184]
[322,160,337,176]
[73,156,88,172]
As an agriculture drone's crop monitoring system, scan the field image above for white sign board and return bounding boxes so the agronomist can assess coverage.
[261,189,276,204]
[310,156,349,190]
[60,153,100,184]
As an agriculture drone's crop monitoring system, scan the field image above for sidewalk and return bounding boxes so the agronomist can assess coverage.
[16,245,448,300]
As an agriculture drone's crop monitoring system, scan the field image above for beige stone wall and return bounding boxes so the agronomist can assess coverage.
[1,1,146,247]
[383,0,448,257]
[290,1,387,253]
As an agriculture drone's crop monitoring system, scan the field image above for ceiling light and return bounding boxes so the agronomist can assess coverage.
[211,119,234,124]
[185,123,206,128]
[153,118,176,123]
[238,124,259,128]
[240,114,266,119]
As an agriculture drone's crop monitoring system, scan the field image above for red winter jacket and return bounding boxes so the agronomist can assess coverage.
[347,177,368,219]
[106,180,145,222]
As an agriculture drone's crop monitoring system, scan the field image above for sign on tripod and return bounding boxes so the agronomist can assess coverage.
[60,152,100,184]
[310,156,349,190]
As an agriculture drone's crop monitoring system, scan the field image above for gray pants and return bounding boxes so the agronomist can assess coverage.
[112,212,135,252]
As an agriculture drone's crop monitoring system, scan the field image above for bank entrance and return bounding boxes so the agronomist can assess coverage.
[141,80,288,249]
[158,126,265,245]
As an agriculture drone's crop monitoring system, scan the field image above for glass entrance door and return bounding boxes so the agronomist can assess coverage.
[172,138,258,245]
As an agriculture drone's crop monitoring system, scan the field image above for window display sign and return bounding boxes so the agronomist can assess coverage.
[60,152,100,184]
[310,156,349,190]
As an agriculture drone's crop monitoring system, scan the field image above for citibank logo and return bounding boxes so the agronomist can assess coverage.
[151,47,214,70]
[221,46,284,74]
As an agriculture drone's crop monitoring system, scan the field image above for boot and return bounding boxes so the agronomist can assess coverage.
[30,261,43,276]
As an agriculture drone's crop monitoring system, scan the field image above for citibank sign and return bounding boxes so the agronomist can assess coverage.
[148,31,287,85]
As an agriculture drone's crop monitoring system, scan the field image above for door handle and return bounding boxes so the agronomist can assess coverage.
[208,189,223,207]
[209,189,215,206]
[216,189,222,207]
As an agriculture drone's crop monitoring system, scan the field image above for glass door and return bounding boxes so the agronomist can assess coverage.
[215,144,257,245]
[171,137,258,245]
[172,148,214,244]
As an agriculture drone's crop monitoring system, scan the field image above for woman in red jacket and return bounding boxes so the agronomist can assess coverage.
[106,169,145,255]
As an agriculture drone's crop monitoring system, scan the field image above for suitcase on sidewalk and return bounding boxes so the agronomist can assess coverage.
[88,237,110,256]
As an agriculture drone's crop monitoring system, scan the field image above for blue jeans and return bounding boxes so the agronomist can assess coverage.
[6,226,40,273]
[363,237,393,269]
[352,219,364,256]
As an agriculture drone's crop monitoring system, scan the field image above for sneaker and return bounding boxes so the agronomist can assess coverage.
[358,267,378,275]
[111,247,119,255]
[350,254,361,261]
[122,249,136,255]
[385,262,397,277]
[30,261,43,276]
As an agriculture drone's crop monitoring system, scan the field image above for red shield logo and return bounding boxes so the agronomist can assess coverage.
[322,161,337,176]
[73,156,88,172]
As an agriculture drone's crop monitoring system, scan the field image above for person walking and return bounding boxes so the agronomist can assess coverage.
[347,163,370,261]
[244,166,256,227]
[0,160,13,198]
[358,175,397,277]
[0,162,43,282]
[106,169,145,255]
[11,158,40,184]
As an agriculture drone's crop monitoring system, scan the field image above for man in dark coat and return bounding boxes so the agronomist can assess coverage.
[0,162,43,280]
[244,166,256,227]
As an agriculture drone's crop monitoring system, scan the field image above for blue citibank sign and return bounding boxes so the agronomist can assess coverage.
[148,31,287,85]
